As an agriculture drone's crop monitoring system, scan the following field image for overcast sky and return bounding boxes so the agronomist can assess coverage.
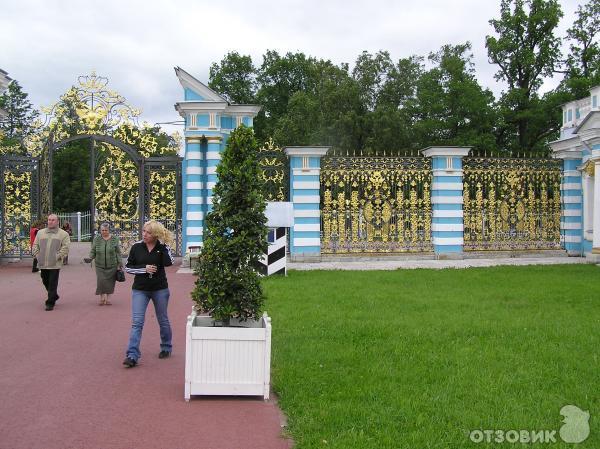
[1,0,580,136]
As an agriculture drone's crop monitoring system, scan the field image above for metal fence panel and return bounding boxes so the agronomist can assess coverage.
[463,157,563,251]
[321,156,433,253]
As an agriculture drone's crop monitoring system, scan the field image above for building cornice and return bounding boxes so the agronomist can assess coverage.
[421,146,471,158]
[174,102,261,118]
[578,128,600,150]
[225,105,262,115]
[285,146,330,157]
[549,134,583,157]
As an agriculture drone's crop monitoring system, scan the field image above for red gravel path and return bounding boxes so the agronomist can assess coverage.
[0,256,292,449]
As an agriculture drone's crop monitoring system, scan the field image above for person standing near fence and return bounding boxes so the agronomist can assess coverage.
[122,220,174,368]
[88,223,123,306]
[32,214,70,311]
[29,220,42,273]
[61,221,73,265]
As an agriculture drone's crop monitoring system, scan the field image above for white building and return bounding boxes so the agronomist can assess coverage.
[550,86,600,259]
[0,68,11,119]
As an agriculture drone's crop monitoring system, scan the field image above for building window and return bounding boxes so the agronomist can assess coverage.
[563,110,567,123]
[568,109,573,122]
[594,96,598,108]
[576,108,580,119]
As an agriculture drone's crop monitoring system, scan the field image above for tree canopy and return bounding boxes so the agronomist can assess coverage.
[1,0,598,160]
[207,0,598,156]
[0,80,39,153]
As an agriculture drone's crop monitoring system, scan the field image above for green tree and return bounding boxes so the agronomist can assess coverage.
[414,43,497,154]
[255,51,320,141]
[208,51,257,104]
[377,56,423,110]
[52,141,91,212]
[563,0,600,97]
[367,56,424,154]
[309,61,364,153]
[0,80,39,153]
[191,125,267,323]
[486,0,563,152]
[272,90,319,145]
[352,51,394,111]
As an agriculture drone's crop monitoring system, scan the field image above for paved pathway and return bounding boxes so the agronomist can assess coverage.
[178,255,590,274]
[286,256,590,271]
[0,247,291,449]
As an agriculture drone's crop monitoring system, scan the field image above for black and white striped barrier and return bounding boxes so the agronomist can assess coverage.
[258,202,293,276]
[259,227,287,276]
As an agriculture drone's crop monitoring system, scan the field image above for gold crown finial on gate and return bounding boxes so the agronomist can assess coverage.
[42,72,142,139]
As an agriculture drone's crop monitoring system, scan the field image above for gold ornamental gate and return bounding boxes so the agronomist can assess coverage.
[463,158,562,251]
[321,156,432,254]
[0,155,40,258]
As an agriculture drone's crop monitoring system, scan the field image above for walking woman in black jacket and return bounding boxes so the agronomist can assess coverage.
[122,220,175,368]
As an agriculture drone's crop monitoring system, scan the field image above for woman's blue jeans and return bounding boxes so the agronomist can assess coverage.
[126,288,172,361]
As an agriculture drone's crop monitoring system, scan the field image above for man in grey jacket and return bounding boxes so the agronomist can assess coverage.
[32,214,70,311]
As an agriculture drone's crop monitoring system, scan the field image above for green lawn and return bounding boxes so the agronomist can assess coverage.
[262,265,600,449]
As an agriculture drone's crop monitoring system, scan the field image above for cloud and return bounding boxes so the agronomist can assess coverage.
[0,0,580,133]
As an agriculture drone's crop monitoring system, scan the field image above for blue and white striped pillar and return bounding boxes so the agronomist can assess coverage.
[205,136,222,217]
[182,135,224,252]
[183,137,205,252]
[553,152,583,255]
[422,147,471,258]
[284,147,330,261]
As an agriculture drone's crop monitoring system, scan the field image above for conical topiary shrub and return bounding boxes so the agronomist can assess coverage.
[191,125,268,324]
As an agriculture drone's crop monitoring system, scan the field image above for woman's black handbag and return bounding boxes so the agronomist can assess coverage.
[116,269,126,282]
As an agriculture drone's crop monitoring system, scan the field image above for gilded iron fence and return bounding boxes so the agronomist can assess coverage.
[321,156,432,253]
[463,157,562,251]
[258,139,289,201]
[0,155,40,258]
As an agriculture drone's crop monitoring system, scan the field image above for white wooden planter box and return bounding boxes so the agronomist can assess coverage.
[185,311,272,401]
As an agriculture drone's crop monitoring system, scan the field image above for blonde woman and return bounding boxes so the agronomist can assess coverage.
[123,220,175,368]
[89,223,123,305]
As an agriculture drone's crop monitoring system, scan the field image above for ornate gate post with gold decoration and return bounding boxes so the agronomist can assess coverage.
[284,146,330,261]
[174,67,261,254]
[422,147,471,258]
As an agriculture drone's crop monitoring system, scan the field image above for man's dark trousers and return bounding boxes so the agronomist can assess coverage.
[40,269,60,306]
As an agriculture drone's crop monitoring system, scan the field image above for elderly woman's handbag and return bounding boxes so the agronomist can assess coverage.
[116,269,126,282]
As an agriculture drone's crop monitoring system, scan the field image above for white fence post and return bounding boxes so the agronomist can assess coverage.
[77,212,82,242]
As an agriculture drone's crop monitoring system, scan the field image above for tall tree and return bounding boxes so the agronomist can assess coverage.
[352,51,394,112]
[486,0,563,152]
[368,56,424,153]
[52,141,91,212]
[255,51,320,141]
[208,51,257,104]
[0,80,39,153]
[415,43,497,154]
[310,61,364,153]
[563,0,600,97]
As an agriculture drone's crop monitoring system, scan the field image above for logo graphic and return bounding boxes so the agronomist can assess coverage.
[560,405,590,444]
[469,404,591,444]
